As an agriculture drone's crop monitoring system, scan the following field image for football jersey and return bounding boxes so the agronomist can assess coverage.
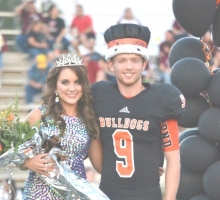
[91,81,185,190]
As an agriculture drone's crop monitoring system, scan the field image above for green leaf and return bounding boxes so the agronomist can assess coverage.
[23,129,36,141]
[0,138,10,147]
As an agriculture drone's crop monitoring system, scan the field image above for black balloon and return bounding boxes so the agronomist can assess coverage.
[178,95,210,128]
[169,37,212,68]
[217,143,220,161]
[180,135,218,173]
[179,129,200,143]
[212,6,220,47]
[208,71,220,109]
[203,161,220,200]
[170,58,211,96]
[198,107,220,143]
[177,167,204,200]
[172,0,216,37]
[190,194,212,200]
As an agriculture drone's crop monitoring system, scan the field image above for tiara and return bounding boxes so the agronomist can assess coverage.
[56,53,82,67]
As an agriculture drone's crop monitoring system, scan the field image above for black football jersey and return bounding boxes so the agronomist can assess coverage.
[91,81,185,190]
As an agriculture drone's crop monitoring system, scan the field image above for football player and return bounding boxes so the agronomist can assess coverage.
[89,24,186,200]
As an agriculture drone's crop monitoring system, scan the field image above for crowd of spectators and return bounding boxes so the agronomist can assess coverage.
[157,21,220,84]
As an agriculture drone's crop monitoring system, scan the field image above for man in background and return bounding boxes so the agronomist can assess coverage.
[25,54,52,110]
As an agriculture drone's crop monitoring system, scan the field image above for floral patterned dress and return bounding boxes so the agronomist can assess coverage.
[22,106,91,200]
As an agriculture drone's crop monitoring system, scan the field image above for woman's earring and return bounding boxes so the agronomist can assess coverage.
[55,92,59,103]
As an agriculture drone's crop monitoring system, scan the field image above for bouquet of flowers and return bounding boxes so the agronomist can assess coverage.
[0,96,109,200]
[0,96,36,155]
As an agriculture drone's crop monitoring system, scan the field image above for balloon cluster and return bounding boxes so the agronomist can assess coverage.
[173,0,220,47]
[169,37,220,199]
[170,1,220,199]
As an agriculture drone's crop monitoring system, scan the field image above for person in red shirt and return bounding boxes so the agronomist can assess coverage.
[70,4,95,54]
[82,55,105,84]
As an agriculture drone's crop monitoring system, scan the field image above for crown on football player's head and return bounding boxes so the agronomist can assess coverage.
[104,24,151,61]
[56,53,82,67]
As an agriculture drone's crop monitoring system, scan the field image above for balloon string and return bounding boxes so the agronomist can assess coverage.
[200,39,213,75]
[210,46,216,56]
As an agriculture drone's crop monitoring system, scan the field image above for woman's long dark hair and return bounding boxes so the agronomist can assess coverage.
[41,64,99,139]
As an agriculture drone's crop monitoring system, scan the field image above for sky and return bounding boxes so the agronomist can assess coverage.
[43,0,176,55]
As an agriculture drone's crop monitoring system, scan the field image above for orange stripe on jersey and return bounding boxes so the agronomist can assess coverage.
[160,119,179,152]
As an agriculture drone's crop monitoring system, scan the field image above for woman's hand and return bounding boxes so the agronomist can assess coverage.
[23,153,57,177]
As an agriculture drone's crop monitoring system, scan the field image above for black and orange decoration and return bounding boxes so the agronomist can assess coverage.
[201,40,213,74]
[108,38,147,49]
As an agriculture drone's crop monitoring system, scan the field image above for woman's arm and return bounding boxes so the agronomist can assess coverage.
[88,135,103,174]
[25,107,41,126]
[19,108,55,176]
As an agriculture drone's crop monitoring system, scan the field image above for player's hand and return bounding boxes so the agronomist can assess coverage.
[159,167,164,176]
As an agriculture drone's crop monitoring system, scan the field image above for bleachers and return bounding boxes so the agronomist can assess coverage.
[0,52,31,118]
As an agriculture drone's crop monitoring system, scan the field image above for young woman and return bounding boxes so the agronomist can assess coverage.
[19,54,102,199]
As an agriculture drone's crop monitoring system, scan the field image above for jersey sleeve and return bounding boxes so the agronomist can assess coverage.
[154,83,186,121]
[160,119,179,152]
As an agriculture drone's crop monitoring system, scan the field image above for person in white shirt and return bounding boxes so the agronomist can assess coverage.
[117,7,141,25]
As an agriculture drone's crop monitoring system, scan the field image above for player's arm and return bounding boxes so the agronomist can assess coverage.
[161,119,180,200]
[164,150,180,200]
[88,134,103,174]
